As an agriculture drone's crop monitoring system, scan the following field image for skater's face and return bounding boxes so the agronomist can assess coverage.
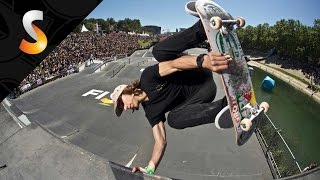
[121,93,139,111]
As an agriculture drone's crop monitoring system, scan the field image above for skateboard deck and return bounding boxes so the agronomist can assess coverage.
[193,0,269,145]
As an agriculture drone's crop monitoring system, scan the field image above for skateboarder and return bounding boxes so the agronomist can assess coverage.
[111,20,231,175]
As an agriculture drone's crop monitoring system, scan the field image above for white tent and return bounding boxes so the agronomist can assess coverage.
[95,23,99,32]
[81,24,89,32]
[139,31,150,37]
[128,31,137,35]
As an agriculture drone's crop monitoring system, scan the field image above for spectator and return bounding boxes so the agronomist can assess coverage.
[16,31,155,97]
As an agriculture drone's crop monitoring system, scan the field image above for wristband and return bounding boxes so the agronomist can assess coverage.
[196,53,206,68]
[145,166,155,175]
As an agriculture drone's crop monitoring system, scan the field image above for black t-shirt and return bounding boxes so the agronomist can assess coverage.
[140,64,205,127]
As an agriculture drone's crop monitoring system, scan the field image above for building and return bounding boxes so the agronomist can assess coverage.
[143,25,161,35]
[179,28,187,32]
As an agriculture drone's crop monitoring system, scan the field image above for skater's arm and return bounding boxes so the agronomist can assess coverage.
[148,121,167,171]
[132,121,167,174]
[158,55,197,76]
[158,52,232,77]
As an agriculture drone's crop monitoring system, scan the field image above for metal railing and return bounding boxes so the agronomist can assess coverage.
[136,58,153,67]
[256,113,302,179]
[110,62,126,78]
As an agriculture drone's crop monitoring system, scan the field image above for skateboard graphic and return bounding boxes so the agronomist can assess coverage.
[188,0,269,145]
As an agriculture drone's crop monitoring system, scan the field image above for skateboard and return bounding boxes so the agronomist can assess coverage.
[191,0,269,145]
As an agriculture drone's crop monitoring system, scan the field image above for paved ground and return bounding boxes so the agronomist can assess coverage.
[0,48,273,179]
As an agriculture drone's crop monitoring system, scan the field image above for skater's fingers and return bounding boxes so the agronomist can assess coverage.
[212,64,229,73]
[209,51,231,59]
[132,167,137,173]
[209,51,224,57]
[203,54,231,71]
[131,166,147,173]
[208,52,224,60]
[211,58,230,66]
[213,56,230,70]
[224,55,232,60]
[213,55,226,61]
[209,53,232,62]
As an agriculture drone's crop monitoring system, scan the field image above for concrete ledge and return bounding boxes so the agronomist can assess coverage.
[0,121,173,180]
[0,104,21,144]
[1,99,30,128]
[248,61,320,104]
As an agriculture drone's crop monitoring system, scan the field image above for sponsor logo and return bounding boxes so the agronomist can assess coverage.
[19,10,47,54]
[82,89,113,106]
[231,95,240,123]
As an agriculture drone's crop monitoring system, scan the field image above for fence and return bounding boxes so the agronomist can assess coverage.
[256,113,302,179]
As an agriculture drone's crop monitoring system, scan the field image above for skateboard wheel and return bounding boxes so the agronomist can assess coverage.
[236,17,245,28]
[240,118,252,131]
[260,102,269,112]
[210,16,222,30]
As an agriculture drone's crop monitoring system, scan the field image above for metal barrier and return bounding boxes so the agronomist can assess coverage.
[256,113,302,179]
[93,58,113,72]
[111,62,126,78]
[136,58,153,67]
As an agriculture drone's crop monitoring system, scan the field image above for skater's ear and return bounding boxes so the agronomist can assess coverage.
[133,89,144,96]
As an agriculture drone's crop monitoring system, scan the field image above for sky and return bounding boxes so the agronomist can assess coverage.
[87,0,320,32]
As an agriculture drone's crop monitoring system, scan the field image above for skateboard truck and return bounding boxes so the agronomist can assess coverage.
[240,102,269,131]
[209,16,245,30]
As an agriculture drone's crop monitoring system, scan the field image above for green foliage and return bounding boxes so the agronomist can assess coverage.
[138,39,154,49]
[117,18,141,32]
[237,19,320,66]
[258,117,301,178]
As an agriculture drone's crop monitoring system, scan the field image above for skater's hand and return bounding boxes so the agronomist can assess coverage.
[203,51,232,73]
[131,166,148,174]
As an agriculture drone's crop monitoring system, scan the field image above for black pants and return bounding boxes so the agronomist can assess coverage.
[152,20,207,61]
[152,20,227,129]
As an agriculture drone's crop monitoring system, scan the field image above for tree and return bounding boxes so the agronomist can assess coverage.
[73,24,82,33]
[105,18,117,32]
[116,18,142,32]
[237,18,319,68]
[310,19,320,65]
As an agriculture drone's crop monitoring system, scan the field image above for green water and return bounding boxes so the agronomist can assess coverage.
[252,68,320,169]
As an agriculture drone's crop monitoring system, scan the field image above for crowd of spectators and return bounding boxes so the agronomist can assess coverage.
[15,31,155,97]
[13,31,319,97]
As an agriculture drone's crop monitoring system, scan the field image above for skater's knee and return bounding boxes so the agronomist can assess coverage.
[199,79,217,102]
[152,43,177,62]
[167,119,185,129]
[167,114,186,129]
[152,44,165,61]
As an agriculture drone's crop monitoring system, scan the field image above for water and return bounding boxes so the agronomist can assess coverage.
[252,67,320,169]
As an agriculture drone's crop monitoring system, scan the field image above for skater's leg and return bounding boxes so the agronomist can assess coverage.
[167,78,228,129]
[152,20,207,62]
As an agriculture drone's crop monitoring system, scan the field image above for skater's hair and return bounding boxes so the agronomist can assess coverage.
[122,80,141,95]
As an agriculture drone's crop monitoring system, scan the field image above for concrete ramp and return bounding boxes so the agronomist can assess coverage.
[131,50,148,57]
[1,48,275,179]
[114,62,157,79]
[0,116,173,180]
[0,104,21,145]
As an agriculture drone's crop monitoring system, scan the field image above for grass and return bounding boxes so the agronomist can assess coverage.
[138,39,154,49]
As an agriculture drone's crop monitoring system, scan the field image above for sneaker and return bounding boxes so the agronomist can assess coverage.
[185,1,199,18]
[215,105,234,129]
